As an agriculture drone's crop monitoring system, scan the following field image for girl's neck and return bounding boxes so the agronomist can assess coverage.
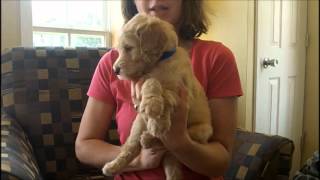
[179,39,193,52]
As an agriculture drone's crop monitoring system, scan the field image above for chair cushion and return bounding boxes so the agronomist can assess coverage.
[1,47,120,179]
[224,129,294,180]
[1,111,42,180]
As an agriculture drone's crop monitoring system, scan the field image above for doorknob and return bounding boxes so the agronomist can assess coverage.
[262,58,278,68]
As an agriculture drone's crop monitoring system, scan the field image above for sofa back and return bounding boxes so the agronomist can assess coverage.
[1,47,120,179]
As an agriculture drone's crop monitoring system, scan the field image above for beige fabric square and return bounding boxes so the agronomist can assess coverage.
[66,58,79,69]
[72,122,80,133]
[1,130,9,136]
[1,153,9,158]
[41,113,52,124]
[236,166,248,179]
[2,93,14,107]
[248,144,261,156]
[46,161,57,172]
[36,49,47,57]
[39,90,50,102]
[1,142,7,147]
[43,134,54,146]
[1,120,11,126]
[68,88,82,100]
[37,69,49,79]
[1,163,11,172]
[1,62,12,74]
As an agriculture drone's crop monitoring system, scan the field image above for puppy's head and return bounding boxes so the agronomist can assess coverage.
[113,13,178,80]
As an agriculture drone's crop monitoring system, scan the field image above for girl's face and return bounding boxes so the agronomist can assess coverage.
[134,0,183,28]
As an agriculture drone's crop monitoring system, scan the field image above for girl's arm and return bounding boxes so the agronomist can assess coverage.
[75,97,165,172]
[75,97,120,168]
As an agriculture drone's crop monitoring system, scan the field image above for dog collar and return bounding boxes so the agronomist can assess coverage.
[159,48,176,61]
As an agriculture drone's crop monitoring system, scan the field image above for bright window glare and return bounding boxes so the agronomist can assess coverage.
[32,1,106,31]
[71,34,105,48]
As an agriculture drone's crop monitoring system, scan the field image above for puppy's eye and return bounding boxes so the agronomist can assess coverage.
[124,45,133,52]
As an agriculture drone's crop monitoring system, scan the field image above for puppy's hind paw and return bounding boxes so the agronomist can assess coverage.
[102,162,117,176]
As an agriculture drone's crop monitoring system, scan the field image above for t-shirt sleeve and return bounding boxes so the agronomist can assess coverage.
[207,44,243,99]
[87,50,117,105]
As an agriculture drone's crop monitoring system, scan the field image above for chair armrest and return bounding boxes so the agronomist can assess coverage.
[1,111,42,180]
[224,129,294,180]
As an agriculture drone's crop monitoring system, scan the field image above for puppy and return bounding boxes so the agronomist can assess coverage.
[102,13,213,180]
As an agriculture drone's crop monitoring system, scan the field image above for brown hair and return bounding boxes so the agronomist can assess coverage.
[121,0,208,40]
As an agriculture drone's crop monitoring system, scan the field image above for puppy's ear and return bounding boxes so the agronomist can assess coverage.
[136,20,168,57]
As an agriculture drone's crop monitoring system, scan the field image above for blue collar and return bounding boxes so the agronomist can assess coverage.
[159,48,176,61]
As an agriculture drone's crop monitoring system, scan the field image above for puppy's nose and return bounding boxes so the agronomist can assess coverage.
[114,66,120,75]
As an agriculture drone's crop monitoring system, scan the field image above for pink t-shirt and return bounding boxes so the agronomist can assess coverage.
[87,39,243,180]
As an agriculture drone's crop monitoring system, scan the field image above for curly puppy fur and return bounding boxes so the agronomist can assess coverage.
[102,14,213,180]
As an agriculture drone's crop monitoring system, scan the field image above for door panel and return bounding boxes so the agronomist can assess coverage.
[269,77,280,135]
[255,0,307,176]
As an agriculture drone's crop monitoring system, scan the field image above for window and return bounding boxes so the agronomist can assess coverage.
[31,0,110,48]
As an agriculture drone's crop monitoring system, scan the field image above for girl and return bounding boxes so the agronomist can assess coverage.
[76,0,243,179]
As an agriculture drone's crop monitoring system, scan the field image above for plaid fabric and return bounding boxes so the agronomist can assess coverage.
[1,173,21,180]
[1,47,120,180]
[224,129,294,180]
[1,110,42,180]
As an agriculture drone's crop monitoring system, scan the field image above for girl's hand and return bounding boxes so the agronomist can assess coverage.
[128,79,166,171]
[131,79,144,110]
[160,85,191,151]
[125,147,166,172]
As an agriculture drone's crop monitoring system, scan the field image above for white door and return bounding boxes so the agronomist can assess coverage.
[254,0,307,176]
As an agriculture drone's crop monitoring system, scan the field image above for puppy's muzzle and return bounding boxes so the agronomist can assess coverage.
[113,66,121,75]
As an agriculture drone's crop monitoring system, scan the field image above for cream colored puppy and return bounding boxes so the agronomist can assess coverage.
[102,14,213,180]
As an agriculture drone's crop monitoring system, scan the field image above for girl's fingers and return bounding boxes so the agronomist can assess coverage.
[136,83,140,100]
[149,147,166,156]
[135,79,144,100]
[131,81,135,98]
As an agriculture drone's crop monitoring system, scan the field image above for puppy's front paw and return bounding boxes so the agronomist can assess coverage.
[102,161,118,176]
[140,96,164,118]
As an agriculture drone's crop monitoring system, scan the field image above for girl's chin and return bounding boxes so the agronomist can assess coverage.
[116,74,140,82]
[150,12,170,21]
[116,75,126,80]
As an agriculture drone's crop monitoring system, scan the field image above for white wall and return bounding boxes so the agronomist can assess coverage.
[109,1,124,46]
[201,1,255,130]
[1,0,21,54]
